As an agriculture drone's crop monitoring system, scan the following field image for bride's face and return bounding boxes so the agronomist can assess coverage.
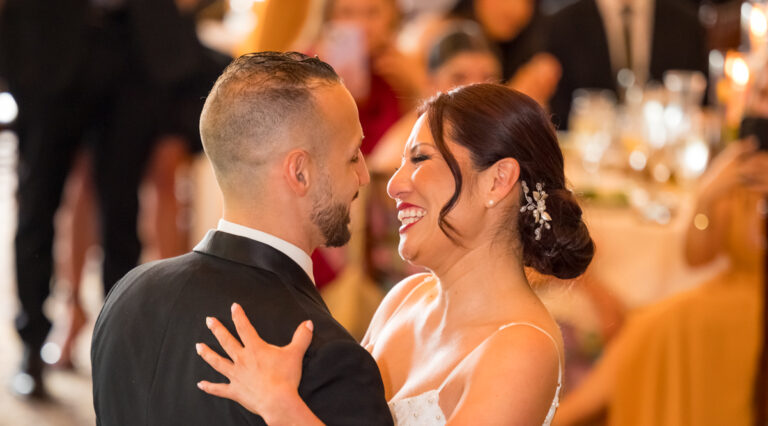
[387,114,483,268]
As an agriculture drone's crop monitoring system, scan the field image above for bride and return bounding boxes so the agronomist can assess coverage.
[195,83,594,425]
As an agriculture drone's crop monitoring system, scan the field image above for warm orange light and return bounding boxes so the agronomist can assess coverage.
[229,0,254,13]
[733,58,750,85]
[725,52,751,87]
[751,5,768,38]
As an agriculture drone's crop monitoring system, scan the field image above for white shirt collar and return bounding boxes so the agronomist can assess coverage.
[216,219,315,285]
[595,0,654,85]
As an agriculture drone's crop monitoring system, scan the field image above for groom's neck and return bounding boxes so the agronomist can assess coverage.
[222,203,316,255]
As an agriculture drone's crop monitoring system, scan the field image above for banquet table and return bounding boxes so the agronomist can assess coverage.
[582,198,727,309]
[561,137,727,309]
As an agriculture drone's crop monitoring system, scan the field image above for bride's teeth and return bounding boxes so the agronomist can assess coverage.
[397,206,427,224]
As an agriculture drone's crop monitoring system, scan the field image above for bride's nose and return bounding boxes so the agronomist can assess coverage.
[387,162,410,200]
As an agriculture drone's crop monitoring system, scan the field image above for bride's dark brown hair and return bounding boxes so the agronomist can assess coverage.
[421,83,594,279]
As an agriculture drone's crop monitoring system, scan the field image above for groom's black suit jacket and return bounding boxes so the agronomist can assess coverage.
[91,230,393,426]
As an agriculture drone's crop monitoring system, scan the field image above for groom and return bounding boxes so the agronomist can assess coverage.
[91,52,392,425]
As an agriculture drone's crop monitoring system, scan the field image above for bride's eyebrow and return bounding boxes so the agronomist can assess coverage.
[408,143,433,154]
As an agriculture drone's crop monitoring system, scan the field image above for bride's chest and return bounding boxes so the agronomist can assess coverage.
[369,316,480,402]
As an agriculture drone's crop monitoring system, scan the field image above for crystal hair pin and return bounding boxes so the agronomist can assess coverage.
[520,181,551,241]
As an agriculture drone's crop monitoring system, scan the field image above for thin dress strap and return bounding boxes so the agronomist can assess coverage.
[496,322,563,383]
[497,322,563,426]
[417,322,562,425]
[435,322,563,393]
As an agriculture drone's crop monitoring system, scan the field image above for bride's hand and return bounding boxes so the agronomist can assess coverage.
[195,303,314,420]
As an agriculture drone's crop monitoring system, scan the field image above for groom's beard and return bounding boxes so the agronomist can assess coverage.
[312,202,351,247]
[310,183,353,248]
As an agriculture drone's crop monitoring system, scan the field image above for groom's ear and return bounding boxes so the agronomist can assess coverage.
[284,149,312,196]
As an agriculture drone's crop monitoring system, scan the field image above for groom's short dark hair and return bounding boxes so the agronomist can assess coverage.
[199,51,341,191]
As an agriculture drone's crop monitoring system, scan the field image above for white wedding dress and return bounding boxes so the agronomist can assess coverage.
[387,322,562,426]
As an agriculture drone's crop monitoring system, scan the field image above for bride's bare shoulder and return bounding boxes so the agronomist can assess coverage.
[374,273,435,322]
[391,272,436,296]
[450,322,561,424]
[361,273,435,347]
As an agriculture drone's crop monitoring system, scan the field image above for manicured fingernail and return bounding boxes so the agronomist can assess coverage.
[305,320,314,332]
[197,381,204,390]
[196,343,202,354]
[206,317,213,328]
[231,303,239,313]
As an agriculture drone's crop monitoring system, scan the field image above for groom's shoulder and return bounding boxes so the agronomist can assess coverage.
[107,250,281,299]
[96,250,307,333]
[118,250,246,281]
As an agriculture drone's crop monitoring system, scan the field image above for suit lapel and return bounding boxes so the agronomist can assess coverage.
[193,230,329,311]
[585,0,616,91]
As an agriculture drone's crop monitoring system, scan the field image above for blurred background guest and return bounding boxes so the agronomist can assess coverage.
[45,58,227,371]
[448,0,542,80]
[398,0,561,106]
[0,0,223,397]
[543,0,709,128]
[319,0,418,155]
[45,0,228,370]
[369,21,502,173]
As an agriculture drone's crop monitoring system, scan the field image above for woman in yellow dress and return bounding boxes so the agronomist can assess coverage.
[553,138,767,425]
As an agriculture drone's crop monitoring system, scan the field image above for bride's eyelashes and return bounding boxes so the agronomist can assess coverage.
[410,154,431,164]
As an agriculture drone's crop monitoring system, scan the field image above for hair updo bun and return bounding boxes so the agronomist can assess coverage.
[518,187,594,279]
[421,83,594,279]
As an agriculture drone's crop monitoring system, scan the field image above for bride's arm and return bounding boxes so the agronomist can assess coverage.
[446,326,561,425]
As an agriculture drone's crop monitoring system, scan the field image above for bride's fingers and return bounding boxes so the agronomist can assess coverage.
[205,317,243,359]
[196,343,235,378]
[196,380,236,402]
[230,303,264,349]
[288,320,314,357]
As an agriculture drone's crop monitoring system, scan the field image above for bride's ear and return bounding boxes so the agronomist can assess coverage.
[484,158,520,207]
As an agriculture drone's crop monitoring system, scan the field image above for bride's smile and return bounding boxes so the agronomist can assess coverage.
[395,202,426,232]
